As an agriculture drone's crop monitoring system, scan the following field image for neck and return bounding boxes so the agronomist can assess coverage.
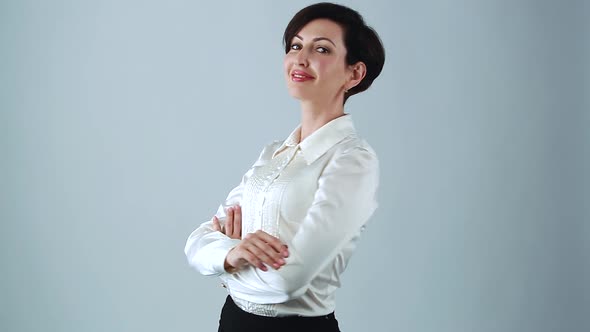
[299,99,345,142]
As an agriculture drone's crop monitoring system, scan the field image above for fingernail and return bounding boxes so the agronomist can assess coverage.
[273,263,280,269]
[283,251,289,257]
[261,265,268,271]
[278,258,285,265]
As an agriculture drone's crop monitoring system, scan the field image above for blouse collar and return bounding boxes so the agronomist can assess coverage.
[273,114,356,165]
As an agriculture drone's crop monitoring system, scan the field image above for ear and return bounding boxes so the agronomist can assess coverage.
[345,61,367,91]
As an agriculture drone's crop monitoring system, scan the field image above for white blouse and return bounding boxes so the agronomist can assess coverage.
[184,115,379,317]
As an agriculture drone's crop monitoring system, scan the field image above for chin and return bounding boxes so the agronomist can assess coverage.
[286,88,301,99]
[287,86,312,101]
[288,92,304,100]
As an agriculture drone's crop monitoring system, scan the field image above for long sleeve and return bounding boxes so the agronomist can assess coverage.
[222,146,379,303]
[183,183,244,276]
[184,142,280,276]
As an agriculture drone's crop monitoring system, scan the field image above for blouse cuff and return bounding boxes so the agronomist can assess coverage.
[209,238,241,275]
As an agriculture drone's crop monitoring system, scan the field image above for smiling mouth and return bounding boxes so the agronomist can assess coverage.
[291,72,314,82]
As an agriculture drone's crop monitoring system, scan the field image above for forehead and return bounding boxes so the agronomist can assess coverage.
[296,19,345,43]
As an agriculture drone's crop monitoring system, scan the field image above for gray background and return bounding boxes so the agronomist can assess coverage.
[1,0,587,331]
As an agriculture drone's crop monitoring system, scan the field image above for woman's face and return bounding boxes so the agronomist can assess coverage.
[284,19,352,103]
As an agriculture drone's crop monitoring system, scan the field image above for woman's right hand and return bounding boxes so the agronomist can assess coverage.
[225,230,290,272]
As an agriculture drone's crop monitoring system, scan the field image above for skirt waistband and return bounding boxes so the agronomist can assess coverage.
[219,295,340,332]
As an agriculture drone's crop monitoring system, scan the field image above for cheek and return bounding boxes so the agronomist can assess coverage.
[315,58,331,72]
[317,58,345,81]
[283,54,294,72]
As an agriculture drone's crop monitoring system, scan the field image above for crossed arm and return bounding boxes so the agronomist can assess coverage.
[185,146,379,304]
[211,205,289,273]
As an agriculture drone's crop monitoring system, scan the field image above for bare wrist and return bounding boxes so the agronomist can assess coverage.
[224,248,239,273]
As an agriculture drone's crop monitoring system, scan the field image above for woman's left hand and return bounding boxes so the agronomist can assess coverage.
[212,205,242,239]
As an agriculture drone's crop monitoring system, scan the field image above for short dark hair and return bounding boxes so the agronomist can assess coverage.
[283,2,385,103]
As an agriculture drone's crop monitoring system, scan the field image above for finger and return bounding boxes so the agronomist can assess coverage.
[249,232,288,264]
[234,247,266,271]
[226,207,234,236]
[233,205,242,238]
[226,247,256,271]
[212,216,221,232]
[245,233,286,269]
[254,230,290,258]
[242,243,274,271]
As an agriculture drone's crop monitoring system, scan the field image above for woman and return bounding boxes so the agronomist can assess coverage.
[185,3,385,331]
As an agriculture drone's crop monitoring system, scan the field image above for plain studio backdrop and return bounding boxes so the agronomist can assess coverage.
[1,0,587,331]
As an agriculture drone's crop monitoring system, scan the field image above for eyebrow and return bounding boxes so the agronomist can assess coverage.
[294,35,336,47]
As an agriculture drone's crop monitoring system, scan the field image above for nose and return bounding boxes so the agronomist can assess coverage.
[295,49,309,67]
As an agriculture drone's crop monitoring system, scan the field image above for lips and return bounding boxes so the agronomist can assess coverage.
[291,70,314,82]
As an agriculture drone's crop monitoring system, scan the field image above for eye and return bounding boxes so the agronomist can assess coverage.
[290,43,301,51]
[316,46,330,54]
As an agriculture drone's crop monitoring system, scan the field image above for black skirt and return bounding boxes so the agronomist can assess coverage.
[218,295,341,332]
